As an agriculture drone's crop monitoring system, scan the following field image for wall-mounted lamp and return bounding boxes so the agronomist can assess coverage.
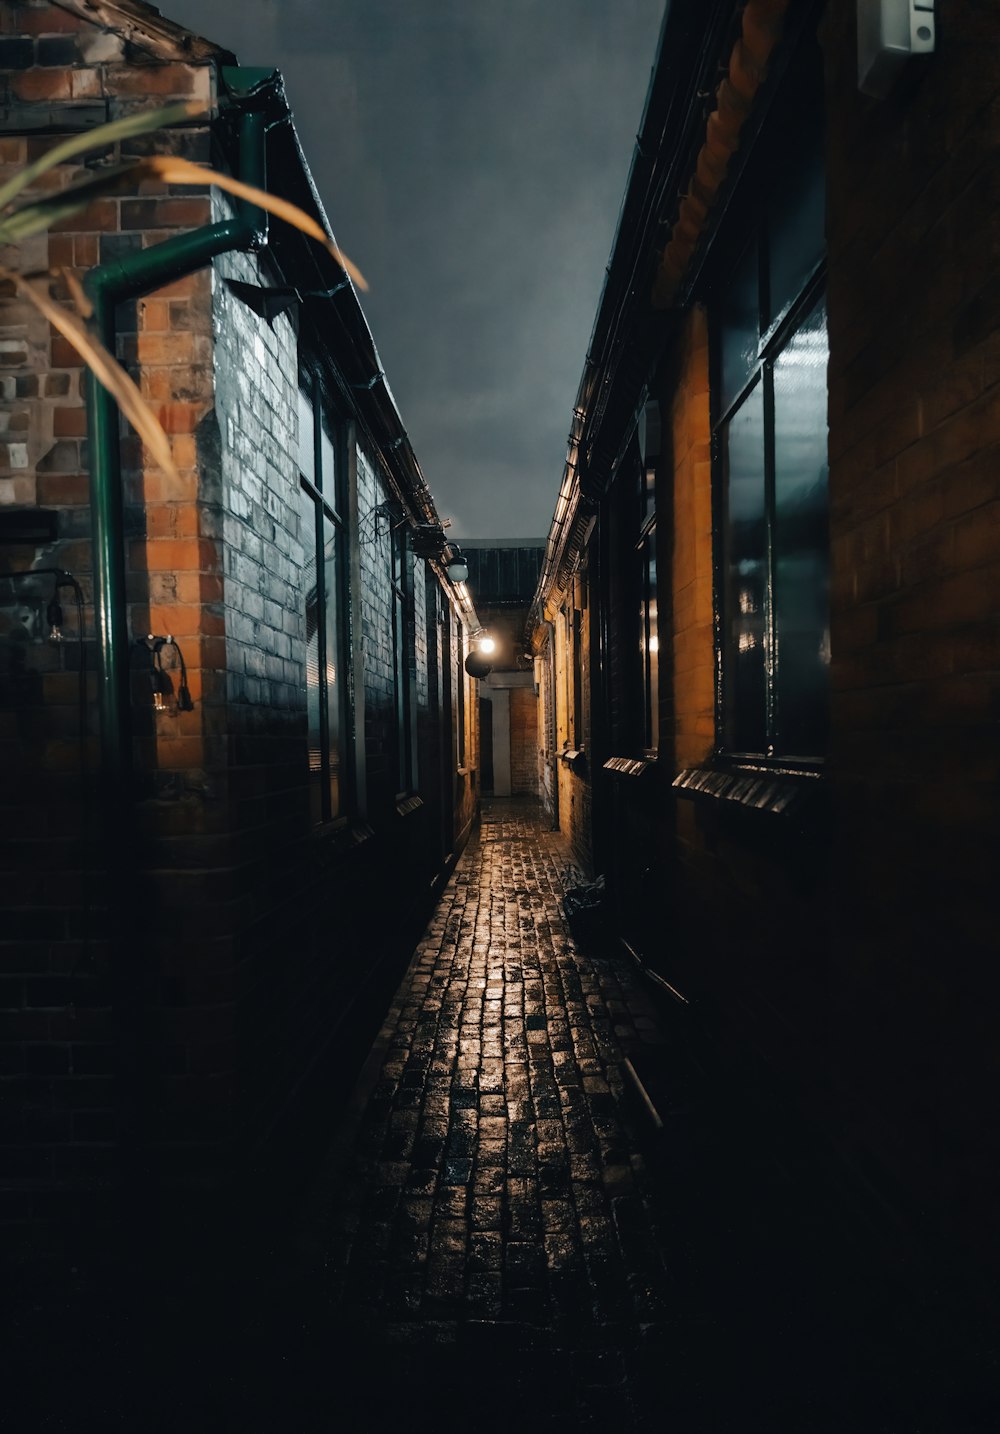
[858,0,935,97]
[445,547,469,584]
[477,634,496,656]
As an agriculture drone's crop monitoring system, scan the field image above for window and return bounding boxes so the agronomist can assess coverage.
[455,624,466,769]
[299,377,350,822]
[636,400,660,753]
[712,68,828,761]
[391,518,415,793]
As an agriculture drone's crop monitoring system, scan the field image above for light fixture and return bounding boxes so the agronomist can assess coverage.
[857,0,935,96]
[445,547,469,584]
[478,635,496,656]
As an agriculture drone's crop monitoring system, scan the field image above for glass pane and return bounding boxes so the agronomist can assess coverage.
[773,293,830,756]
[301,486,322,824]
[320,419,336,504]
[766,115,825,329]
[722,380,767,753]
[641,529,659,750]
[298,388,315,482]
[641,401,660,522]
[324,515,344,818]
[719,237,760,415]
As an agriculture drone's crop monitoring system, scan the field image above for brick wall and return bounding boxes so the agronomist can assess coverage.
[666,306,713,777]
[821,0,1000,1255]
[0,1,479,1250]
[509,685,537,795]
[0,2,218,1229]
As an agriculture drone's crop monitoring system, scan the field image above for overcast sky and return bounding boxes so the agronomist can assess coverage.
[162,0,665,538]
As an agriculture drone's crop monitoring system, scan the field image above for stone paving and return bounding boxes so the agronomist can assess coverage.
[310,800,675,1429]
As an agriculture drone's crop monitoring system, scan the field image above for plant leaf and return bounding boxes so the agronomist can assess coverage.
[0,266,178,482]
[143,155,369,290]
[0,162,146,244]
[0,101,207,214]
[59,267,93,320]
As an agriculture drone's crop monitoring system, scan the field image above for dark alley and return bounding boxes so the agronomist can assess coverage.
[10,799,993,1432]
[3,3,1000,1429]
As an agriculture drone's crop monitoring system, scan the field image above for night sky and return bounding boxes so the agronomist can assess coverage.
[160,0,665,539]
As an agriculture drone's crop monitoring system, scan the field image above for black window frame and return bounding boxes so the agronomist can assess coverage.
[391,514,416,796]
[299,370,353,825]
[707,49,829,771]
[636,398,661,756]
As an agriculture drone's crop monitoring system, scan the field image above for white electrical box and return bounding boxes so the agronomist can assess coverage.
[857,0,935,97]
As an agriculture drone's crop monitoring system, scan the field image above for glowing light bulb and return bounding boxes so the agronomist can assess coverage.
[479,636,496,655]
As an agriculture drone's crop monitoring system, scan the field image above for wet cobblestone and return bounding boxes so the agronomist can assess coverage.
[312,800,672,1429]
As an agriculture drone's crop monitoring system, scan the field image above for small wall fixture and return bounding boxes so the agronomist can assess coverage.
[858,0,935,97]
[445,548,469,584]
[478,635,496,656]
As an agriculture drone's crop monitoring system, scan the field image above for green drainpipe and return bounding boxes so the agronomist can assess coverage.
[84,71,273,798]
[80,71,274,1195]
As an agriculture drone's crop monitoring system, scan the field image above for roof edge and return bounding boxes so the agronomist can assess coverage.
[54,0,236,63]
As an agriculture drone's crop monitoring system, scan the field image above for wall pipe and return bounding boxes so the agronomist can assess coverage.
[79,72,272,1195]
[83,75,271,798]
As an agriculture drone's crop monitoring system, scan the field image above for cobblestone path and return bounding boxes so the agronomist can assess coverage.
[311,800,675,1430]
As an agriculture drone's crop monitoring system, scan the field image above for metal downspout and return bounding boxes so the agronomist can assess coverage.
[84,100,268,793]
[80,86,269,1197]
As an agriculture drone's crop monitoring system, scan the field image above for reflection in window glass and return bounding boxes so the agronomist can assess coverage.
[320,421,336,505]
[301,486,322,825]
[640,529,659,751]
[719,238,760,416]
[298,388,315,483]
[722,380,767,754]
[766,119,825,330]
[323,515,343,817]
[773,293,830,755]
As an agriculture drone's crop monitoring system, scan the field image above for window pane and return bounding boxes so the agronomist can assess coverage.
[766,115,825,330]
[298,388,315,482]
[773,293,830,755]
[722,380,767,753]
[324,515,344,818]
[301,486,322,823]
[641,529,659,751]
[642,401,659,524]
[719,237,760,414]
[320,420,336,503]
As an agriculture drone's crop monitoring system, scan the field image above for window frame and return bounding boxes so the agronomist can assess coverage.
[707,62,829,771]
[635,398,660,757]
[391,515,416,797]
[299,371,353,825]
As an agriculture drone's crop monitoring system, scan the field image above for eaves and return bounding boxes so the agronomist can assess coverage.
[52,0,235,63]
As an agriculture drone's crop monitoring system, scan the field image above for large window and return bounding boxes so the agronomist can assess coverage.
[299,377,350,823]
[636,400,660,753]
[713,72,828,762]
[391,517,415,794]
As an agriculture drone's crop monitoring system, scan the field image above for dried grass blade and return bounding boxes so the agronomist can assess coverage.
[0,162,149,244]
[0,266,177,481]
[0,102,207,213]
[145,156,369,290]
[59,267,93,320]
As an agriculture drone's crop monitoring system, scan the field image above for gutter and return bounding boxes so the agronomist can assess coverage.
[83,67,276,797]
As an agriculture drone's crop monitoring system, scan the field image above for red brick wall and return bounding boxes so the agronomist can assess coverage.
[0,1,218,1234]
[0,1,479,1248]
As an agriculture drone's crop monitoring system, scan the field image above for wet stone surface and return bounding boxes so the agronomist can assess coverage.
[309,801,674,1429]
